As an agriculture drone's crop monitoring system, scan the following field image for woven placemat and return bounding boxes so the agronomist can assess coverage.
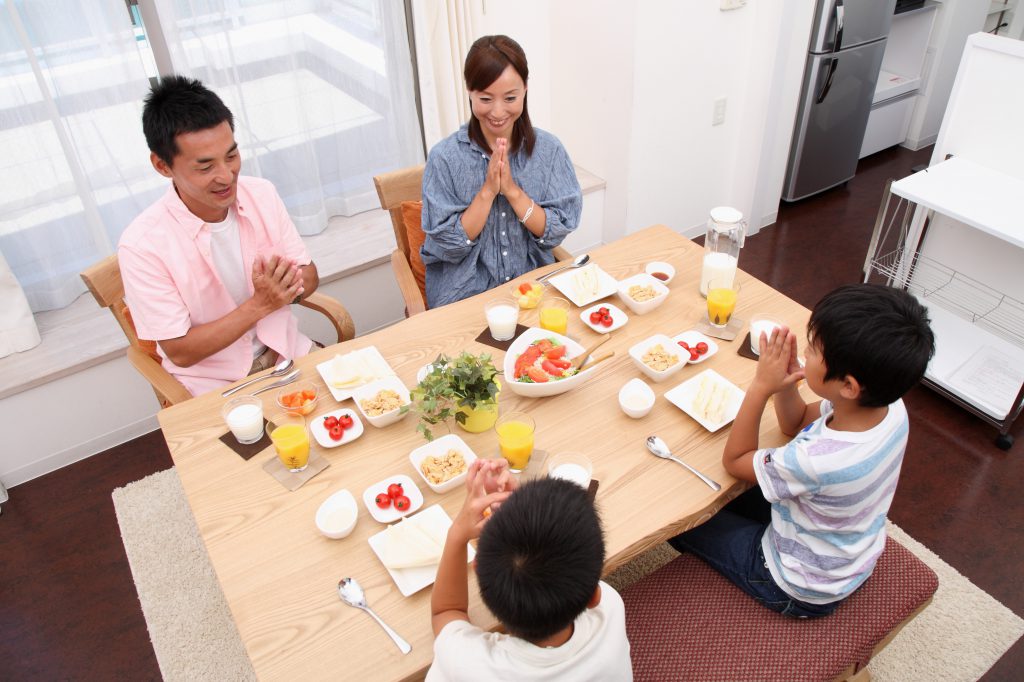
[475,324,530,352]
[262,451,330,491]
[694,316,745,341]
[218,423,270,461]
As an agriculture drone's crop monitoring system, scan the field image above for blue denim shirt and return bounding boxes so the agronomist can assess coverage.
[421,124,582,308]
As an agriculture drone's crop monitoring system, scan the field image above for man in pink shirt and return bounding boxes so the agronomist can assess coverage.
[119,75,319,397]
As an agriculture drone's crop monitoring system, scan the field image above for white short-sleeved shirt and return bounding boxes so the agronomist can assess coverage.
[425,581,632,682]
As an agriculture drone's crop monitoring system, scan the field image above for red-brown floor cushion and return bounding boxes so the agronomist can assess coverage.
[621,536,938,681]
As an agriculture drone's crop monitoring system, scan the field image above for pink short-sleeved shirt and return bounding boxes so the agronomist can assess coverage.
[118,176,313,397]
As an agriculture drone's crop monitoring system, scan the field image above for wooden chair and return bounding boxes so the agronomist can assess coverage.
[80,255,355,408]
[373,164,572,317]
[620,535,938,682]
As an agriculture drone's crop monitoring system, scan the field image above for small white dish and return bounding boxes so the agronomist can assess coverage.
[547,263,619,307]
[664,368,745,432]
[315,489,359,539]
[547,452,593,488]
[409,434,479,494]
[616,273,670,315]
[671,330,719,365]
[351,376,411,428]
[628,334,687,383]
[367,504,475,596]
[310,408,364,448]
[644,261,676,284]
[618,378,656,418]
[361,474,424,523]
[315,345,396,402]
[579,303,629,333]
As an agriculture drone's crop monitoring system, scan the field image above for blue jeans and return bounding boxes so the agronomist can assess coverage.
[668,487,841,619]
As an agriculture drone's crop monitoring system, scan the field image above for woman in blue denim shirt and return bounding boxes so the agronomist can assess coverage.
[421,35,582,308]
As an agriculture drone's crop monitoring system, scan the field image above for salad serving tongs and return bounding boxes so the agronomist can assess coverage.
[572,334,610,370]
[578,350,615,372]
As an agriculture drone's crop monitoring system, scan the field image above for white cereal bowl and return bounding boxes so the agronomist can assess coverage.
[503,327,603,398]
[618,378,656,418]
[351,376,411,428]
[409,433,479,494]
[616,273,670,315]
[628,334,687,383]
[644,261,676,284]
[315,489,359,539]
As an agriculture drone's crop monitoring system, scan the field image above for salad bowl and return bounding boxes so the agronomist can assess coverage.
[503,327,604,398]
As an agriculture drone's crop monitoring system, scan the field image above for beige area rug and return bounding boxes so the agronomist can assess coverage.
[114,469,1023,682]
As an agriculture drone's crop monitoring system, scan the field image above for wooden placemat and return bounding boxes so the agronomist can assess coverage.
[737,332,760,361]
[262,451,330,491]
[218,422,270,461]
[475,324,530,352]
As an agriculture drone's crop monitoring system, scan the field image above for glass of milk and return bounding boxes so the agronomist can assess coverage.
[485,297,519,341]
[749,315,783,355]
[548,452,593,489]
[222,395,265,444]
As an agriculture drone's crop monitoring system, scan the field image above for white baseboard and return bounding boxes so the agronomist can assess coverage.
[4,414,159,488]
[902,133,937,152]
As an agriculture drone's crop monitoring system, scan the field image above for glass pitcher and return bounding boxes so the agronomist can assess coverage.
[699,206,746,297]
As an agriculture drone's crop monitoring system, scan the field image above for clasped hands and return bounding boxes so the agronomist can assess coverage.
[450,458,517,543]
[250,254,303,314]
[482,137,523,202]
[750,326,806,397]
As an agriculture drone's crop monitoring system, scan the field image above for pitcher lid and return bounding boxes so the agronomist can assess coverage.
[710,206,743,224]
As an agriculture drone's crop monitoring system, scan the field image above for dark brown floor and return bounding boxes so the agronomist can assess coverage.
[1,145,1021,680]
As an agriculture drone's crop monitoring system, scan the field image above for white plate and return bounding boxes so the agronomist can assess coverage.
[409,433,479,494]
[547,264,619,307]
[671,330,719,364]
[310,408,364,448]
[367,504,475,597]
[315,346,397,402]
[664,368,745,432]
[579,303,628,333]
[361,474,424,523]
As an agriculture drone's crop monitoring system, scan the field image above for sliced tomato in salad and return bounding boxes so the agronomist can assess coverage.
[526,366,549,383]
[545,345,567,360]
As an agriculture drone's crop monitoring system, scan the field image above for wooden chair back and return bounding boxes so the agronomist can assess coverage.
[80,255,143,349]
[373,164,424,261]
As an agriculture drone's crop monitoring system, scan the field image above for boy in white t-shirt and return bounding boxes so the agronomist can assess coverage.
[670,284,934,617]
[427,460,632,681]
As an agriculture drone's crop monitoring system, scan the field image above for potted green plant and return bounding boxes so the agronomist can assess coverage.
[403,351,500,441]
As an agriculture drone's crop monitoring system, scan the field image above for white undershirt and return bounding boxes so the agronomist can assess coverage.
[207,209,267,359]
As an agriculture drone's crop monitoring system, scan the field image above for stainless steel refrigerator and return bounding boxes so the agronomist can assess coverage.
[782,0,896,202]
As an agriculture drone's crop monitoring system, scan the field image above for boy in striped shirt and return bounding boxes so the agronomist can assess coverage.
[670,284,934,617]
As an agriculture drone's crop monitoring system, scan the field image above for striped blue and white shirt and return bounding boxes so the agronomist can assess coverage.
[421,124,582,308]
[753,399,909,604]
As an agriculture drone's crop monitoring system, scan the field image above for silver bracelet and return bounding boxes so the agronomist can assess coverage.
[519,200,535,224]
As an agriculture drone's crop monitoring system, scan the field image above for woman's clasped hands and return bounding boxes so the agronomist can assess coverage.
[482,137,522,202]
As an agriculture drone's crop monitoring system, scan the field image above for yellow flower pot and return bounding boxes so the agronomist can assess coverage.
[456,379,501,433]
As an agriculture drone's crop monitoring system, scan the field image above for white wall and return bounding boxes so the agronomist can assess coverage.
[479,0,813,239]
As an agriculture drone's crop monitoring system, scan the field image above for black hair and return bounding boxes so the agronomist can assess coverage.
[475,477,605,642]
[808,284,934,407]
[464,34,535,156]
[142,75,234,166]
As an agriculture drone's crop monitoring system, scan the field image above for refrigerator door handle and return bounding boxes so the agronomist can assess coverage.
[832,0,845,54]
[817,57,838,104]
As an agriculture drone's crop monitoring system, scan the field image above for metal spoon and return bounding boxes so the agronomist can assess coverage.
[646,436,722,491]
[338,577,412,654]
[537,253,591,283]
[249,368,300,396]
[222,359,295,397]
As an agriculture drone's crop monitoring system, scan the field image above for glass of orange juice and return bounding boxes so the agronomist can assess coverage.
[538,296,570,335]
[495,411,536,472]
[707,277,741,328]
[266,412,310,473]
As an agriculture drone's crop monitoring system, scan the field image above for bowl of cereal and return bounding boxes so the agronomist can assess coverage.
[352,376,411,428]
[616,273,669,315]
[408,434,479,494]
[628,334,687,383]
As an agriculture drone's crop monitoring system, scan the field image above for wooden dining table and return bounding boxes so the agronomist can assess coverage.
[158,224,815,681]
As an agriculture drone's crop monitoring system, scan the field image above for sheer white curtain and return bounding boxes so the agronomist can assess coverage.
[0,0,156,315]
[150,0,423,234]
[411,0,481,149]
